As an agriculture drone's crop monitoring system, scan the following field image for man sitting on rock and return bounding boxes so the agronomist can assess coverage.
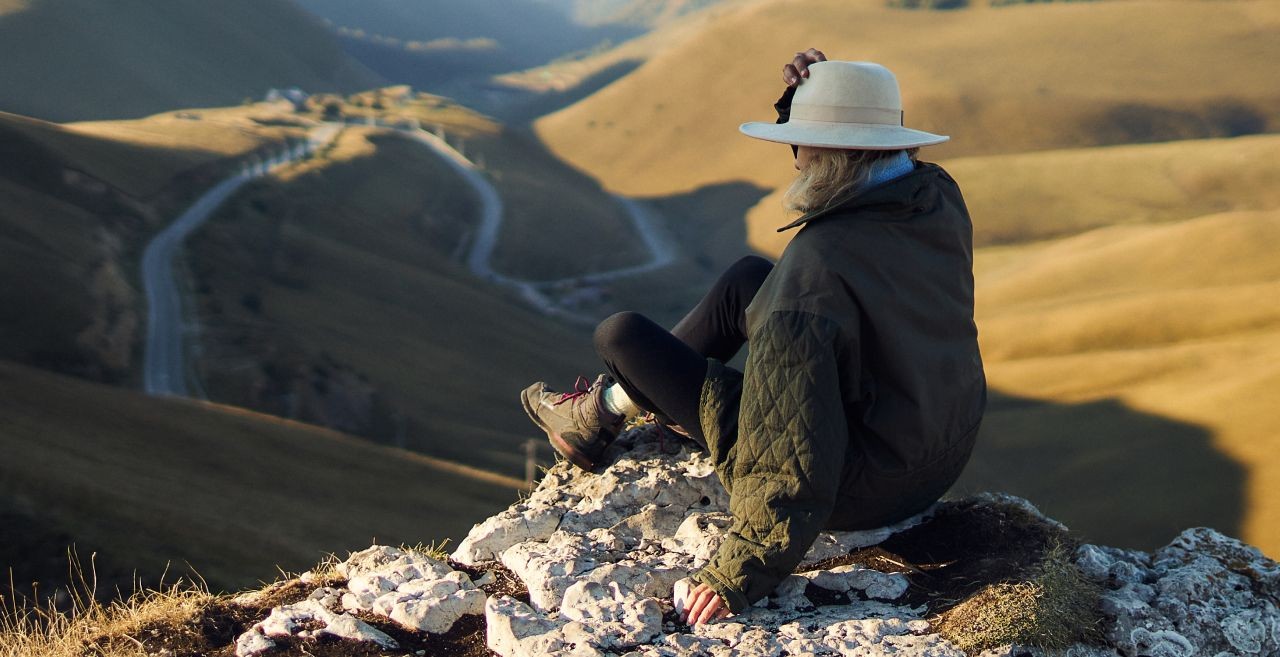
[521,48,987,625]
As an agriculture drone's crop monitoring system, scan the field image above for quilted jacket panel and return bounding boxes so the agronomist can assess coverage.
[693,310,849,612]
[690,158,986,613]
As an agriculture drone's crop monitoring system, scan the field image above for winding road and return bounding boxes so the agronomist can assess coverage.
[141,124,341,397]
[401,127,678,322]
[142,118,676,398]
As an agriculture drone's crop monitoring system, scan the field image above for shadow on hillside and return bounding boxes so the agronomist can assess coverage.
[587,180,771,338]
[951,387,1245,551]
[485,59,645,125]
[649,180,770,273]
[1090,98,1271,144]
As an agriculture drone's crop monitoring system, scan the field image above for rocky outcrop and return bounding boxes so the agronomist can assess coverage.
[235,426,1280,656]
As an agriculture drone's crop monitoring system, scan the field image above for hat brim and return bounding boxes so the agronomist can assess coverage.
[740,119,949,150]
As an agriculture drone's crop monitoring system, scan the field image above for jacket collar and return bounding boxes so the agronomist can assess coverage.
[776,160,944,232]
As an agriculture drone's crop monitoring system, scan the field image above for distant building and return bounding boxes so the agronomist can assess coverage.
[264,87,310,111]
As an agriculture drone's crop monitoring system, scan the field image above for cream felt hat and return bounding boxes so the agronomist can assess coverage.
[740,60,948,150]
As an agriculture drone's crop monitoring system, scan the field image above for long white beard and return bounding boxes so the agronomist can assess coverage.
[782,166,820,214]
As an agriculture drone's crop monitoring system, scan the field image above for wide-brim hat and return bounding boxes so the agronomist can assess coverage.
[740,61,948,150]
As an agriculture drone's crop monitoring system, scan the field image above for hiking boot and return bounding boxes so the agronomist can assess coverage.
[520,373,626,471]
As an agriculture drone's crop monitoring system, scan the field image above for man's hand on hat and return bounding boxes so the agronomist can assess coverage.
[783,48,827,86]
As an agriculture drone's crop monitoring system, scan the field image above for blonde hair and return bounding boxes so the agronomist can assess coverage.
[783,147,919,214]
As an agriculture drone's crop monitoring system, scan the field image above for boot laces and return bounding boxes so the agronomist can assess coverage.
[553,375,593,406]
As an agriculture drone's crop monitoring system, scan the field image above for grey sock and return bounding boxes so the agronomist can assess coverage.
[602,383,640,419]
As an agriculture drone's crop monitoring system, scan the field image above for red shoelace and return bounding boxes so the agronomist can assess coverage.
[552,375,593,406]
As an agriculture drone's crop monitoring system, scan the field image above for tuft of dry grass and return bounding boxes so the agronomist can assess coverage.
[1,554,216,657]
[931,539,1104,653]
[401,539,454,563]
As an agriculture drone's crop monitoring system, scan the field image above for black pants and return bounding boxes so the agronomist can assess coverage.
[594,256,773,449]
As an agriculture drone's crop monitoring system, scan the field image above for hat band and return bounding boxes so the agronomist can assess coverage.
[789,103,904,127]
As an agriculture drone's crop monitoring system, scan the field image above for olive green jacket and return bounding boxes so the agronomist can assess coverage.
[689,160,987,613]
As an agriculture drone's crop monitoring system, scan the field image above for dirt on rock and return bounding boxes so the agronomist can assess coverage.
[799,498,1074,615]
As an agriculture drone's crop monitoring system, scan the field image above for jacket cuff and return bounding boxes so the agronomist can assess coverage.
[774,85,796,123]
[774,86,797,158]
[690,566,750,615]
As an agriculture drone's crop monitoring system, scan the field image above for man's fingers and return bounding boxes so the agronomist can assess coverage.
[792,53,811,77]
[783,63,801,86]
[682,587,708,621]
[684,589,708,623]
[694,594,723,626]
[787,49,828,84]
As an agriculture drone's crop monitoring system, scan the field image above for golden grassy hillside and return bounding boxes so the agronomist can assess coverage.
[0,0,381,122]
[188,126,605,476]
[534,0,1280,197]
[495,0,743,94]
[747,133,1280,254]
[0,359,519,596]
[961,208,1280,556]
[304,90,650,280]
[0,109,299,381]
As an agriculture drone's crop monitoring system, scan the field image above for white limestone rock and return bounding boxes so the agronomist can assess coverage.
[228,426,1280,657]
[559,580,664,648]
[802,508,936,563]
[661,511,734,561]
[237,599,398,653]
[971,492,1068,532]
[382,570,488,634]
[242,543,489,652]
[452,426,727,567]
[500,525,696,611]
[340,549,486,634]
[452,504,565,565]
[763,575,813,613]
[806,564,911,601]
[234,629,275,657]
[306,586,343,612]
[1078,526,1280,657]
[485,595,600,657]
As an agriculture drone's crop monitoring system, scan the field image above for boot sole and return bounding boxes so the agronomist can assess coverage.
[520,388,598,471]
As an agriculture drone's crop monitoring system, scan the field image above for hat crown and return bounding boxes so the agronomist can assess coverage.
[791,61,903,126]
[737,59,947,149]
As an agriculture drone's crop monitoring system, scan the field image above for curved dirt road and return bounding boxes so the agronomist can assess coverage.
[399,124,677,320]
[144,119,675,397]
[142,124,341,397]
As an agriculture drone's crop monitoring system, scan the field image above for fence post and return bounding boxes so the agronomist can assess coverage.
[524,439,538,488]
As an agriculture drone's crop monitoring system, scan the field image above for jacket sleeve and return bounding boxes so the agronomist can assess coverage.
[775,86,798,158]
[690,309,850,613]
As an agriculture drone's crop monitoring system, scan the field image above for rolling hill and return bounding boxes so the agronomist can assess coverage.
[957,206,1280,554]
[746,133,1280,255]
[538,0,730,28]
[292,0,640,112]
[185,120,616,477]
[0,358,520,597]
[0,107,301,382]
[533,0,1280,197]
[0,0,381,122]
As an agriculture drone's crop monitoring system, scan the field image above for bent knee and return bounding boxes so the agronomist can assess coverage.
[724,255,773,290]
[593,311,652,354]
